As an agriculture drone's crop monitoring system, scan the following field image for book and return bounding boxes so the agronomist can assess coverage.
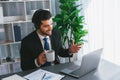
[13,25,21,42]
[0,27,5,42]
[0,7,4,23]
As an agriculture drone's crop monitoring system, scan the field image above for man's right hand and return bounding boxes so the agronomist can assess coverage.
[37,51,47,65]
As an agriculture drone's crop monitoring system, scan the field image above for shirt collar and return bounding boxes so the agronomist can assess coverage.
[36,31,49,40]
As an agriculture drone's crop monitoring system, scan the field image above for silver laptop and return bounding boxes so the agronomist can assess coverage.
[60,48,103,78]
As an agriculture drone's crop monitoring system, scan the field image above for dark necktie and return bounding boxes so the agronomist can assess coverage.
[43,37,51,66]
[43,37,50,50]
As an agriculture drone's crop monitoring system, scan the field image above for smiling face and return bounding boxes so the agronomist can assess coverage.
[37,18,53,36]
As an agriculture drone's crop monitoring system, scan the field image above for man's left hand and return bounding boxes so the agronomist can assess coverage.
[69,40,82,54]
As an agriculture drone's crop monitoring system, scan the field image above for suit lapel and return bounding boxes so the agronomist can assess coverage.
[34,31,44,52]
[50,35,55,50]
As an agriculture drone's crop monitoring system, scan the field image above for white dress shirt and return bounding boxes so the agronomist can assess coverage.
[35,31,52,67]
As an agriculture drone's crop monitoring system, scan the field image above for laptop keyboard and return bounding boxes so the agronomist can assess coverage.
[60,64,80,74]
[70,70,80,75]
[68,64,80,71]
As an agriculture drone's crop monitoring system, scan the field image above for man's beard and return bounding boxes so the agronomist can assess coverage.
[39,29,52,36]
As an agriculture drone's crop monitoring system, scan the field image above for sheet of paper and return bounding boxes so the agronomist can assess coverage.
[2,74,27,80]
[24,69,64,80]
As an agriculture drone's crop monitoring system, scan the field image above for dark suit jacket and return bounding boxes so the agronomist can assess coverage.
[20,29,71,71]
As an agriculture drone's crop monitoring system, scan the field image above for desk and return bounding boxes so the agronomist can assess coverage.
[0,60,120,80]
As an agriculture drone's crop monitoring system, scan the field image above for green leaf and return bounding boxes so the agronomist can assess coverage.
[53,0,88,46]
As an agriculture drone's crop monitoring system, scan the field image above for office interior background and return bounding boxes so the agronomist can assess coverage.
[0,0,120,75]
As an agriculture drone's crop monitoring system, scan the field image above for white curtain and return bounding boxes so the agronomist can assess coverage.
[80,0,120,65]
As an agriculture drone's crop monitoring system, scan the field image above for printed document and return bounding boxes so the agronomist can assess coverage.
[24,69,64,80]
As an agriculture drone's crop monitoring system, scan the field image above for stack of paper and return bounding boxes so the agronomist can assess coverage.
[24,69,64,80]
[2,74,27,80]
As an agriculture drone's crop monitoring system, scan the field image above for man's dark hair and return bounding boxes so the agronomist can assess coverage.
[32,9,52,30]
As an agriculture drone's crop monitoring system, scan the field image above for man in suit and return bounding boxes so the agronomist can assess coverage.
[20,9,82,71]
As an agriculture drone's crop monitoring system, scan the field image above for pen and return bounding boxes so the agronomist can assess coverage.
[42,73,46,80]
[24,78,29,80]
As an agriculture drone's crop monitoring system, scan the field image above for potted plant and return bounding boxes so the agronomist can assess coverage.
[53,0,88,48]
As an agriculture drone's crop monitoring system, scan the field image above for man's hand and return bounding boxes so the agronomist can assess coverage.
[69,40,82,53]
[37,51,46,65]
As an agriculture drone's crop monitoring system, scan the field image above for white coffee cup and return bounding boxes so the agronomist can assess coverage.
[45,50,55,62]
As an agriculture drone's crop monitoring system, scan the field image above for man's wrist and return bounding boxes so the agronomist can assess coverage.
[35,58,41,67]
[68,48,73,55]
[68,47,72,53]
